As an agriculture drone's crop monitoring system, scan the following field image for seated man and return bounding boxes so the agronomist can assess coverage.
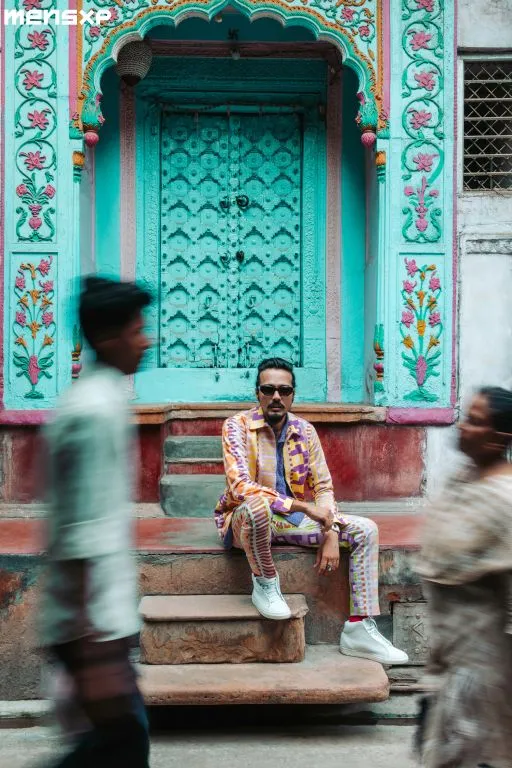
[214,357,408,665]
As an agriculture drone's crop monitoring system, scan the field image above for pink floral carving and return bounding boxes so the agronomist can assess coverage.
[20,151,46,171]
[429,189,439,197]
[404,186,414,197]
[29,204,42,215]
[22,69,44,91]
[29,216,42,231]
[429,276,441,291]
[23,0,41,8]
[402,311,415,328]
[413,153,437,172]
[16,184,29,197]
[403,280,417,294]
[410,31,432,51]
[405,259,419,276]
[42,281,54,293]
[44,185,55,199]
[38,259,51,276]
[341,8,355,21]
[409,109,432,130]
[89,26,101,39]
[416,356,428,387]
[16,312,27,327]
[404,177,440,234]
[42,311,53,328]
[414,70,436,91]
[429,311,441,327]
[359,24,370,38]
[15,276,26,290]
[416,0,434,10]
[27,31,49,51]
[28,356,40,386]
[28,110,49,131]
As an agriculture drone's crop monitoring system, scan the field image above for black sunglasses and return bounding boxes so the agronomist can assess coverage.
[258,385,294,397]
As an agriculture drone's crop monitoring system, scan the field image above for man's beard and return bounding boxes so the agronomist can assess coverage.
[266,408,284,425]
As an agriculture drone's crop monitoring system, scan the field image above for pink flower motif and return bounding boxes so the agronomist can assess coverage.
[402,310,415,328]
[27,31,49,51]
[405,259,419,276]
[429,189,439,197]
[410,31,432,51]
[429,312,441,327]
[23,0,41,8]
[414,70,436,91]
[38,259,51,276]
[89,26,101,38]
[103,6,118,22]
[15,276,26,290]
[341,8,355,20]
[403,280,417,294]
[28,356,40,386]
[22,69,44,91]
[28,110,49,131]
[409,109,432,130]
[72,363,82,376]
[16,311,27,327]
[416,0,434,10]
[43,184,55,198]
[416,217,428,232]
[42,311,53,328]
[413,153,437,172]
[29,204,42,215]
[29,216,42,230]
[416,356,427,387]
[404,186,415,197]
[21,151,45,171]
[359,24,370,37]
[42,280,54,293]
[16,184,29,197]
[429,276,441,291]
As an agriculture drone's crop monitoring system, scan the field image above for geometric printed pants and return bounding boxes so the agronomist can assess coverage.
[231,496,381,617]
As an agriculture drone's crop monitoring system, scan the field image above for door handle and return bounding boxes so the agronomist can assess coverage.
[236,195,249,210]
[220,253,229,266]
[236,250,245,264]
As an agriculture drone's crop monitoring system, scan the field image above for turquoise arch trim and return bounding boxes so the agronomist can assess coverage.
[79,0,379,136]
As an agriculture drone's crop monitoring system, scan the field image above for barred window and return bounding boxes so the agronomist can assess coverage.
[464,60,512,191]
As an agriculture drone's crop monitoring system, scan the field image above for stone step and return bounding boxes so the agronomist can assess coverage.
[164,436,223,462]
[138,644,389,705]
[140,594,308,665]
[160,474,226,518]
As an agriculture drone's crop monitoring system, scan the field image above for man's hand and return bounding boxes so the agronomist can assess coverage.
[289,500,335,531]
[314,529,340,575]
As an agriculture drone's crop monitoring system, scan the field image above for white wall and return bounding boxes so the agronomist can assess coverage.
[425,3,512,496]
[458,0,512,49]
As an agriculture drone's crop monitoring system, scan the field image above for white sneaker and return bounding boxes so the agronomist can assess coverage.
[339,618,409,665]
[251,573,292,620]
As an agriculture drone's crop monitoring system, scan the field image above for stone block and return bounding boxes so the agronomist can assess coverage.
[160,475,226,518]
[139,644,390,705]
[392,601,430,666]
[164,436,223,462]
[140,594,308,664]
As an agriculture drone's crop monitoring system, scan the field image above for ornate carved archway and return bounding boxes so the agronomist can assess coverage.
[74,0,383,145]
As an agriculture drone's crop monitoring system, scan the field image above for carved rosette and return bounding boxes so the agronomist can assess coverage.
[14,0,58,242]
[401,0,444,243]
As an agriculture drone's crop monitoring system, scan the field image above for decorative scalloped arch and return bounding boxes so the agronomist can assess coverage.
[77,0,380,142]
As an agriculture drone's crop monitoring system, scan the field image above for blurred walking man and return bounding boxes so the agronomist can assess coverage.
[41,277,151,767]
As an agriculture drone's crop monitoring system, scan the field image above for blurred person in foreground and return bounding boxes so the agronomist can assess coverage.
[40,276,151,767]
[416,387,512,768]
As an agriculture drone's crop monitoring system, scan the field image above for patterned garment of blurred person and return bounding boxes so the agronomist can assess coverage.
[416,387,512,768]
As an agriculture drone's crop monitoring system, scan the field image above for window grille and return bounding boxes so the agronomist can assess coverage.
[464,60,512,191]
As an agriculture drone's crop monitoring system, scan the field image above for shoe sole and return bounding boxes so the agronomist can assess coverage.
[339,646,409,666]
[251,597,291,621]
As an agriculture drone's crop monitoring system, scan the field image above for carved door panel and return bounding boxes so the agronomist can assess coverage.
[159,110,302,371]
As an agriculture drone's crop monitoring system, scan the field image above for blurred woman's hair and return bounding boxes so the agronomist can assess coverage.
[479,386,512,460]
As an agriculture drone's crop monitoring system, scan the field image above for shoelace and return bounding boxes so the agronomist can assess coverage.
[363,618,394,647]
[259,581,284,605]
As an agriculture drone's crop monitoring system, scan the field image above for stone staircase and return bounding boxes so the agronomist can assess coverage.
[160,435,226,517]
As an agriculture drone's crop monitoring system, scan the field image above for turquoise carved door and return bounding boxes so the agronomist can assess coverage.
[136,106,326,402]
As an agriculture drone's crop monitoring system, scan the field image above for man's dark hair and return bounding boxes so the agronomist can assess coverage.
[479,386,512,447]
[256,357,296,389]
[79,276,151,349]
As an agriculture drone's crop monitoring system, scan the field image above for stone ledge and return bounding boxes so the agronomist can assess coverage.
[140,594,308,622]
[139,645,389,705]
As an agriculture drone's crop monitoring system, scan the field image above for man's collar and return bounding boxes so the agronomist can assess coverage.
[249,407,301,436]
